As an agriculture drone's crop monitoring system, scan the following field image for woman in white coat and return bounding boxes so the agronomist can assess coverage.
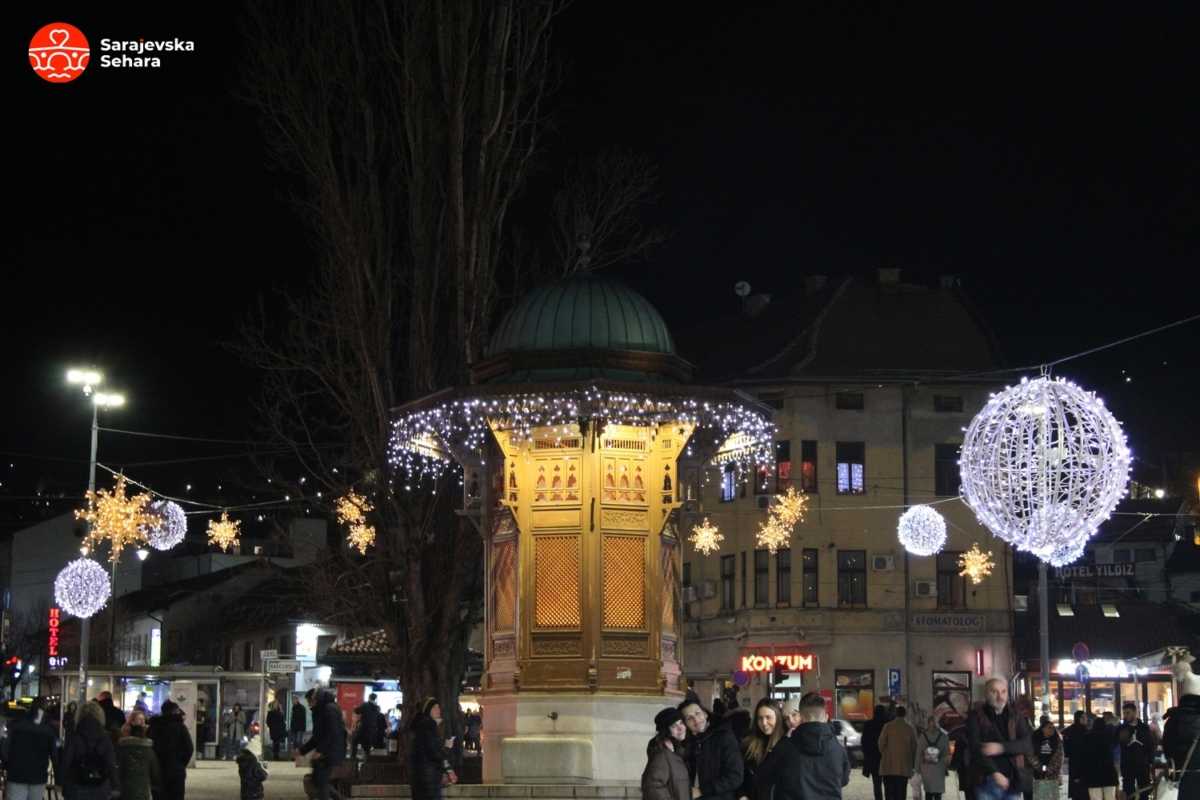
[916,715,950,800]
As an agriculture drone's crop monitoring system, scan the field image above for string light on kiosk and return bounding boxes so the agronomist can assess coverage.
[206,510,241,553]
[74,474,155,563]
[897,505,948,557]
[958,543,995,585]
[689,517,724,556]
[336,491,376,555]
[54,558,112,618]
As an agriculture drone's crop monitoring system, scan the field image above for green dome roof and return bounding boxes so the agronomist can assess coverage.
[487,277,675,358]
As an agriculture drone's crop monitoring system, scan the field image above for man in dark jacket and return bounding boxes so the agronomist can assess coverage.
[290,694,309,752]
[149,700,195,800]
[861,705,890,800]
[97,691,126,734]
[679,699,743,800]
[266,701,287,760]
[1161,693,1200,797]
[769,692,851,800]
[1117,701,1153,800]
[352,693,382,760]
[2,698,59,798]
[1060,710,1089,800]
[299,688,347,800]
[967,679,1031,800]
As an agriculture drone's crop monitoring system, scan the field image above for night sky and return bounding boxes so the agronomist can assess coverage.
[6,3,1199,518]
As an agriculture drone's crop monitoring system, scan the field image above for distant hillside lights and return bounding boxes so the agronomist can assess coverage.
[98,37,195,68]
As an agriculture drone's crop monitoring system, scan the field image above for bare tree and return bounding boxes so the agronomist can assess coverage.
[237,0,565,748]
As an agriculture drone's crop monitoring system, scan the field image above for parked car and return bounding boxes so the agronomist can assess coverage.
[830,718,863,764]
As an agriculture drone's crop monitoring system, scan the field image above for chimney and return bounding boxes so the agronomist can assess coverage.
[804,275,827,294]
[878,268,901,286]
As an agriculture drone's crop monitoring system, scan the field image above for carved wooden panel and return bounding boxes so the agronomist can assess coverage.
[602,535,645,629]
[602,637,648,657]
[531,509,581,529]
[492,637,515,659]
[660,537,678,634]
[533,457,581,504]
[601,508,648,530]
[532,637,581,657]
[602,458,648,505]
[534,536,581,628]
[492,539,516,632]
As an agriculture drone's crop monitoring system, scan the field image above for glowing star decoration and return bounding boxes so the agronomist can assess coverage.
[54,558,112,618]
[755,486,809,554]
[336,491,376,555]
[74,474,154,563]
[206,511,241,553]
[958,543,995,585]
[897,505,948,557]
[689,517,724,556]
[144,500,187,551]
[959,376,1130,562]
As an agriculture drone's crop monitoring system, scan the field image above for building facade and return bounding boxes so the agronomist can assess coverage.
[677,272,1016,725]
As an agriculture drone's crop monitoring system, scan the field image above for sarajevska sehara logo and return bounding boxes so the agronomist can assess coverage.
[29,22,90,83]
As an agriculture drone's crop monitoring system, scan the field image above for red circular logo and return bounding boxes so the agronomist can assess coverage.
[29,23,90,84]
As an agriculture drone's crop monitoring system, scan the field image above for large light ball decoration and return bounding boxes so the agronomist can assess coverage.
[959,376,1130,561]
[54,558,112,618]
[145,500,187,551]
[1045,536,1088,568]
[897,505,948,556]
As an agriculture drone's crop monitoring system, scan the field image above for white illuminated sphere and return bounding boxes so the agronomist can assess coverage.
[959,376,1130,561]
[1045,535,1088,568]
[897,505,948,556]
[54,558,112,618]
[146,500,187,550]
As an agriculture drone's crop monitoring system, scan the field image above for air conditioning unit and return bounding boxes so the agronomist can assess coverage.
[913,580,936,598]
[701,580,717,599]
[1014,594,1029,612]
[682,586,699,604]
[871,555,895,572]
[756,496,771,510]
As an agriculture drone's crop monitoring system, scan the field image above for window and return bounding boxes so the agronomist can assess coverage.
[836,391,864,410]
[224,644,234,671]
[802,549,819,606]
[682,562,692,588]
[740,552,747,608]
[243,641,252,670]
[1113,548,1131,563]
[776,549,791,606]
[754,463,774,495]
[754,550,770,606]
[935,443,960,497]
[799,440,818,493]
[775,440,791,492]
[720,556,735,610]
[835,670,876,720]
[1135,548,1156,563]
[759,391,785,410]
[838,550,867,606]
[937,551,966,608]
[167,631,181,659]
[836,442,866,495]
[721,464,736,503]
[934,395,964,413]
[265,636,276,652]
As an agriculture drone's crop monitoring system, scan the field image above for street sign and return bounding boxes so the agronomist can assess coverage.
[265,659,301,674]
[260,649,278,661]
[888,667,902,698]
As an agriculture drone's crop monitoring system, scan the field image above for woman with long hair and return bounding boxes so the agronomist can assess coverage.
[738,698,785,800]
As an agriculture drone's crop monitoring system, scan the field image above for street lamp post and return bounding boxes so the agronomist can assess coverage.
[67,369,124,705]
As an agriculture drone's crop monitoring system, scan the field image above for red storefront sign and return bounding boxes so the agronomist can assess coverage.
[739,653,816,673]
[48,607,60,657]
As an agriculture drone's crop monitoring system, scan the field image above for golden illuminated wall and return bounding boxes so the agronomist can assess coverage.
[485,421,690,695]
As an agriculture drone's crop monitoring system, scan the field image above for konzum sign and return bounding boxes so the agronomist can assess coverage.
[740,653,816,673]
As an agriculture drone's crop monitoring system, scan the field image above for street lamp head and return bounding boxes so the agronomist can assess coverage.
[67,368,104,387]
[93,392,125,408]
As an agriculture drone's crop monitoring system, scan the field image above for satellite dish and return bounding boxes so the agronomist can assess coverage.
[734,281,751,298]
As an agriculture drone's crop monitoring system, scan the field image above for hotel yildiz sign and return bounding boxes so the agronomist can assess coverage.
[1055,562,1135,579]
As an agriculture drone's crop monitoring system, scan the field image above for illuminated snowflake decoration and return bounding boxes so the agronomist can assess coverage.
[959,376,1130,562]
[54,558,112,618]
[689,517,724,556]
[756,486,808,554]
[75,474,154,563]
[336,491,376,555]
[206,511,241,553]
[145,500,187,551]
[897,505,948,557]
[1045,536,1088,568]
[389,387,774,483]
[958,543,995,585]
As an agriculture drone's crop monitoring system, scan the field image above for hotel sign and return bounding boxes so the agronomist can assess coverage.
[1055,563,1135,579]
[739,653,817,673]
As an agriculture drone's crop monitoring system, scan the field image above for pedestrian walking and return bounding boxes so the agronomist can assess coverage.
[290,695,309,751]
[296,688,348,800]
[642,707,690,800]
[266,700,287,760]
[237,743,270,800]
[1,697,60,800]
[879,706,919,800]
[149,700,194,800]
[224,703,247,760]
[352,693,382,760]
[919,715,951,800]
[409,698,457,800]
[61,701,118,800]
[966,678,1032,800]
[1117,701,1153,800]
[1061,711,1089,800]
[1080,717,1118,800]
[117,721,162,800]
[739,699,785,800]
[678,698,744,800]
[1160,691,1200,800]
[863,705,891,800]
[63,701,78,740]
[96,691,126,736]
[1030,716,1062,785]
[755,692,850,800]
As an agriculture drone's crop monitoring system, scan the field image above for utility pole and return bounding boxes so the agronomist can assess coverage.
[1039,562,1050,706]
[78,401,98,705]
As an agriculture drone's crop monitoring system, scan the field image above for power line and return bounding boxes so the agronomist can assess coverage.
[97,426,343,448]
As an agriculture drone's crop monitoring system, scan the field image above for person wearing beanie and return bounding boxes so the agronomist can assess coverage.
[643,707,690,800]
[410,698,457,800]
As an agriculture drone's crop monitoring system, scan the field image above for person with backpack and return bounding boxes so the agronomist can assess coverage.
[61,701,118,800]
[237,742,270,800]
[117,720,162,800]
[918,714,951,800]
[149,700,194,800]
[2,696,60,800]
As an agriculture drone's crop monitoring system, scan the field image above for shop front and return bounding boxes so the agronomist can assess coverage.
[1028,658,1176,727]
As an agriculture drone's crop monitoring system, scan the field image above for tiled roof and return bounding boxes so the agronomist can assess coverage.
[325,628,392,657]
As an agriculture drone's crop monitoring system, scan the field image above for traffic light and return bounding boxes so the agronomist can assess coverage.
[4,656,22,695]
[772,662,787,686]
